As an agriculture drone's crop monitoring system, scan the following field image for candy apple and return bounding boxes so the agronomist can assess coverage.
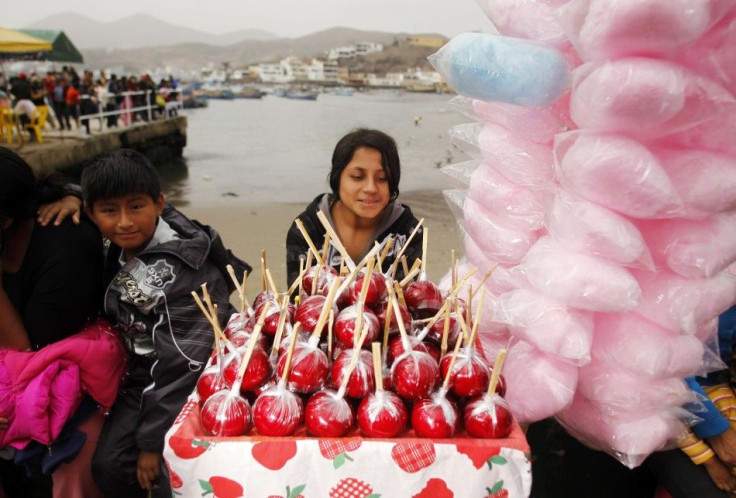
[224,311,253,338]
[463,393,512,439]
[331,349,375,399]
[200,390,252,436]
[302,264,339,297]
[304,390,354,437]
[196,365,228,405]
[255,298,282,337]
[390,351,440,400]
[277,343,329,393]
[411,393,460,438]
[440,351,491,398]
[294,295,327,333]
[334,305,380,348]
[387,335,440,366]
[357,390,408,438]
[376,300,412,337]
[404,280,444,319]
[253,384,304,436]
[252,290,275,311]
[224,348,272,393]
[346,271,388,310]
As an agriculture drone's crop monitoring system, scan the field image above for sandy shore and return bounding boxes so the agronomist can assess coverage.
[180,189,464,302]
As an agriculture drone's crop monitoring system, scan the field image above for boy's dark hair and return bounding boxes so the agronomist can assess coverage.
[81,149,161,208]
[329,128,401,201]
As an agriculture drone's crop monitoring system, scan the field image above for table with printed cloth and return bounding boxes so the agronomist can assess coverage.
[164,397,532,497]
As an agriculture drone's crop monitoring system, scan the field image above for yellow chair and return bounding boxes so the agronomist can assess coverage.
[24,106,48,144]
[0,108,15,144]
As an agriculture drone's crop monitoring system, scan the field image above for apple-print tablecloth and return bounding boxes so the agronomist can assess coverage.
[164,398,531,497]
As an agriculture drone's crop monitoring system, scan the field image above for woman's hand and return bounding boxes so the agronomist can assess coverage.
[36,195,82,227]
[137,450,161,491]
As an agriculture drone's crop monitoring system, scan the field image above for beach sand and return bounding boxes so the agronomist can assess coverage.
[179,189,464,302]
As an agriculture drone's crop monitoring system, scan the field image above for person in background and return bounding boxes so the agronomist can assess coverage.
[0,147,112,498]
[65,82,80,130]
[285,128,423,288]
[80,149,250,497]
[53,79,69,131]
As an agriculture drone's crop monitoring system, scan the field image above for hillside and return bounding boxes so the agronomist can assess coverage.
[340,40,444,74]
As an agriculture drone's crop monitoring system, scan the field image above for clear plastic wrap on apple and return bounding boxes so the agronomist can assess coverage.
[277,343,329,393]
[411,392,460,438]
[390,350,440,400]
[331,349,375,399]
[334,306,380,348]
[294,295,328,333]
[440,351,491,397]
[196,365,228,405]
[404,280,444,318]
[200,390,252,436]
[252,384,304,436]
[224,348,272,393]
[357,390,408,438]
[304,390,355,437]
[463,393,513,438]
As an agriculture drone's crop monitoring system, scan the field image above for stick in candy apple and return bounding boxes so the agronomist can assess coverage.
[191,288,230,404]
[358,342,408,438]
[389,288,440,401]
[464,349,512,438]
[253,323,304,436]
[334,258,380,348]
[441,290,492,398]
[304,324,370,436]
[411,332,464,438]
[278,278,340,393]
[388,218,425,280]
[403,227,444,318]
[200,303,270,436]
[331,341,375,399]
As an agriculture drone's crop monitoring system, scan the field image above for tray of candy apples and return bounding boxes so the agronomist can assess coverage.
[191,214,512,441]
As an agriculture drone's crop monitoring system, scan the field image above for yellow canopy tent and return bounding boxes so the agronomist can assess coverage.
[0,27,52,58]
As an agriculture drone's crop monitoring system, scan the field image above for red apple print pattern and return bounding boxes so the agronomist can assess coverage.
[486,481,509,498]
[252,440,298,470]
[199,476,244,498]
[166,461,183,489]
[168,436,210,459]
[267,484,307,498]
[319,439,363,468]
[329,477,375,498]
[413,478,453,498]
[454,442,503,469]
[391,442,436,473]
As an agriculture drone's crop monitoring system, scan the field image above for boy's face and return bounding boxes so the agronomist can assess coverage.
[86,193,165,260]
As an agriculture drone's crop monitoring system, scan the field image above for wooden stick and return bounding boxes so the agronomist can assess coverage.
[377,237,394,271]
[191,290,223,357]
[382,292,394,354]
[295,218,324,266]
[321,233,331,267]
[310,277,341,340]
[487,348,507,396]
[353,258,376,346]
[199,284,225,340]
[226,264,247,313]
[422,267,479,332]
[441,331,465,393]
[451,250,457,288]
[467,289,487,349]
[388,286,409,347]
[231,303,269,393]
[401,256,410,280]
[440,304,451,359]
[327,309,335,361]
[471,264,499,299]
[316,210,355,270]
[297,257,305,298]
[338,324,369,395]
[269,298,290,359]
[335,243,382,298]
[265,268,279,295]
[311,262,320,296]
[281,323,301,384]
[398,259,422,287]
[393,281,408,312]
[372,342,383,392]
[389,218,424,279]
[420,226,429,276]
[455,298,471,344]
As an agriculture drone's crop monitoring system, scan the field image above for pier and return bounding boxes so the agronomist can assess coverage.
[13,115,187,176]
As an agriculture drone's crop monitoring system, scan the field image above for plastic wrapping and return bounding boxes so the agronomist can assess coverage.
[546,191,653,268]
[386,334,439,366]
[223,347,271,393]
[557,394,689,468]
[638,213,736,278]
[428,32,570,106]
[554,132,683,218]
[559,0,716,60]
[656,148,736,218]
[277,339,329,393]
[375,300,412,337]
[657,108,736,157]
[633,267,736,334]
[467,163,547,231]
[294,295,329,333]
[464,392,514,439]
[475,0,572,49]
[503,341,578,423]
[345,271,388,311]
[304,390,354,437]
[495,288,593,363]
[390,350,440,401]
[224,311,253,338]
[570,58,736,138]
[403,279,444,318]
[331,349,375,399]
[254,297,283,338]
[411,391,461,439]
[440,347,491,398]
[333,305,380,348]
[196,364,229,405]
[593,313,704,379]
[302,264,340,297]
[252,381,304,437]
[461,195,542,264]
[677,12,736,93]
[521,237,642,312]
[357,390,408,438]
[200,390,252,437]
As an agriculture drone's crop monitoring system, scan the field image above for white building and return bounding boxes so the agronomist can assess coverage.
[327,41,383,60]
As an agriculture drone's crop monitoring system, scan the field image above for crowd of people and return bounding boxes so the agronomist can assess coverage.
[0,68,181,140]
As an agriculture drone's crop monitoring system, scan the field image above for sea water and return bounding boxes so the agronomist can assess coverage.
[159,92,468,207]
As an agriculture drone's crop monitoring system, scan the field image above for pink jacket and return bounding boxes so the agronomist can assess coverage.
[0,320,126,449]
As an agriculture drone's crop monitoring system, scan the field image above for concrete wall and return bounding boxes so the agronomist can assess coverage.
[20,116,187,176]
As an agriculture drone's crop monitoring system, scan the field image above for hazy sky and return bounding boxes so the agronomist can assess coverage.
[5,0,492,38]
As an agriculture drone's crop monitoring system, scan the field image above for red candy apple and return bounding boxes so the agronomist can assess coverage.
[200,390,252,436]
[376,300,412,337]
[333,305,380,348]
[387,334,439,366]
[252,384,304,436]
[255,298,282,337]
[294,295,327,333]
[404,280,444,319]
[346,271,388,310]
[331,349,374,399]
[302,264,339,297]
[411,392,460,438]
[390,350,439,401]
[440,350,490,398]
[196,365,228,405]
[304,390,355,437]
[277,341,329,393]
[224,347,272,393]
[357,390,408,438]
[463,393,512,439]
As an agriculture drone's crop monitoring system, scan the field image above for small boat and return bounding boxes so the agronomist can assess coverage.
[334,87,354,97]
[234,88,263,99]
[286,89,319,100]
